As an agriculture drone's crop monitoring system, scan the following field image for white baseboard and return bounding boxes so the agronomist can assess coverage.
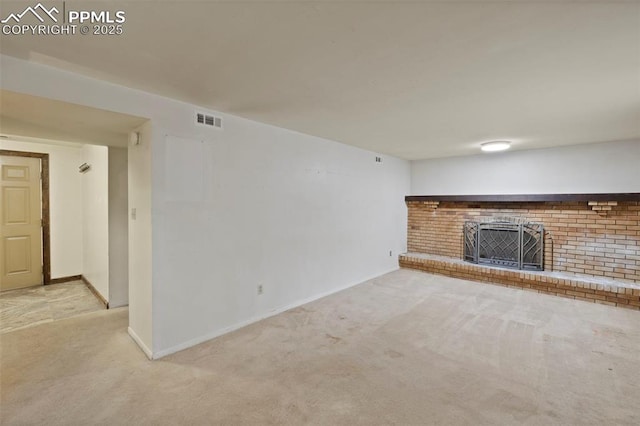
[152,267,398,360]
[128,326,153,360]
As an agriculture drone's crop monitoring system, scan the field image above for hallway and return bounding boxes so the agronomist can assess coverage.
[0,281,104,333]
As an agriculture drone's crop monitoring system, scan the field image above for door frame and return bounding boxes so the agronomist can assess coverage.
[0,149,51,285]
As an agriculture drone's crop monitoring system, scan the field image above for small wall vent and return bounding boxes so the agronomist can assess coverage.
[196,112,223,129]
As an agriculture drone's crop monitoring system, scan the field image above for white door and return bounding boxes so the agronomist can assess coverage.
[0,155,43,291]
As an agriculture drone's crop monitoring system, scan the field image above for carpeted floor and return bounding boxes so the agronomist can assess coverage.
[1,269,639,425]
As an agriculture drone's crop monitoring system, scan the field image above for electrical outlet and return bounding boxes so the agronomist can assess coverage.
[257,284,263,295]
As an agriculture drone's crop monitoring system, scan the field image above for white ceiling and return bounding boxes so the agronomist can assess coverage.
[0,90,148,147]
[0,1,638,159]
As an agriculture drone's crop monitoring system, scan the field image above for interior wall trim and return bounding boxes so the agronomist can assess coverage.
[81,275,109,309]
[48,275,82,285]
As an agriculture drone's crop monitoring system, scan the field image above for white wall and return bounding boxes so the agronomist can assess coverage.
[0,138,83,279]
[411,140,640,195]
[153,133,408,355]
[128,121,153,355]
[81,145,109,301]
[108,147,129,308]
[0,55,410,358]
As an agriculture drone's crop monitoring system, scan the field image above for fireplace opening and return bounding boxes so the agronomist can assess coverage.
[463,221,544,271]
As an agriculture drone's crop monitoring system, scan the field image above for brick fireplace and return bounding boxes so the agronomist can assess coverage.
[399,194,640,310]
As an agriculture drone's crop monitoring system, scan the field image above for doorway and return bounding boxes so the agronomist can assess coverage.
[0,150,51,291]
[1,89,151,352]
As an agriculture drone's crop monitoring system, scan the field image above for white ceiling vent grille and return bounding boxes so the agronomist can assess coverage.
[196,112,223,129]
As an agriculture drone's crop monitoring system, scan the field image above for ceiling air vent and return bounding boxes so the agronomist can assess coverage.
[196,112,223,129]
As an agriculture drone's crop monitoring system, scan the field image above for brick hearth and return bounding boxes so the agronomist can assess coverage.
[399,253,640,310]
[401,198,640,310]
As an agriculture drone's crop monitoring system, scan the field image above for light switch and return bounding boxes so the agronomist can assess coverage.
[131,208,137,220]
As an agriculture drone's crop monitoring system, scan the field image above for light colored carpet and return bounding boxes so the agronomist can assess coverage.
[1,269,639,425]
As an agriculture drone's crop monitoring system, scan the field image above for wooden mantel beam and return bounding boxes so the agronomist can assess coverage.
[405,193,640,203]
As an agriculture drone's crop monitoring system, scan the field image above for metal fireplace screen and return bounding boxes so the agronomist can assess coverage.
[463,221,544,271]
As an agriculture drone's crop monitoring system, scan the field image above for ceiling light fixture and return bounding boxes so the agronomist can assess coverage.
[481,141,511,152]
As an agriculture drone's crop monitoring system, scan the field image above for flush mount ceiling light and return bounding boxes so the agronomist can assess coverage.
[481,141,511,152]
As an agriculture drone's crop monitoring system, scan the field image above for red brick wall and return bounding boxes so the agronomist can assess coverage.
[407,201,640,283]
